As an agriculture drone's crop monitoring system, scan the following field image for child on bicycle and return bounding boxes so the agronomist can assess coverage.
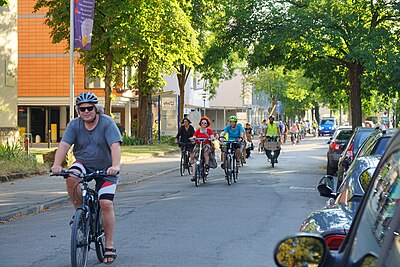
[189,116,216,181]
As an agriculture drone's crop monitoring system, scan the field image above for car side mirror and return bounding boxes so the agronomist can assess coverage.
[317,175,336,197]
[274,234,327,267]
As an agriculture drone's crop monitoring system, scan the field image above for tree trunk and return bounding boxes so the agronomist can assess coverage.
[177,64,191,121]
[348,61,363,128]
[104,49,114,116]
[314,102,320,123]
[137,55,153,144]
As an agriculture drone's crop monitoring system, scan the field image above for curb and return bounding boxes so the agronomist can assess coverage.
[0,166,180,223]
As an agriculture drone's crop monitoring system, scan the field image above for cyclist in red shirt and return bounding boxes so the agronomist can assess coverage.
[189,116,215,181]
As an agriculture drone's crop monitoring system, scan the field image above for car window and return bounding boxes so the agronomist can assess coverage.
[357,133,378,157]
[359,168,376,193]
[350,150,400,263]
[383,214,400,266]
[353,131,373,153]
[346,168,375,203]
[335,130,354,142]
[370,137,390,155]
[321,119,334,125]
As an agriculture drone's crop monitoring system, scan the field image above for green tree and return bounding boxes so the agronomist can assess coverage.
[34,0,134,116]
[220,0,400,127]
[126,0,200,144]
[34,0,199,143]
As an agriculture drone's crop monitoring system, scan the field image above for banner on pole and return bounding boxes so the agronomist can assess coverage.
[74,0,96,50]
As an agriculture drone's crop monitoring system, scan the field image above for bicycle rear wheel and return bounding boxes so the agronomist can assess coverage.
[71,208,89,267]
[187,153,192,175]
[95,207,105,263]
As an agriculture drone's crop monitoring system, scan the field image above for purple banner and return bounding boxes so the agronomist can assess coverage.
[74,0,96,50]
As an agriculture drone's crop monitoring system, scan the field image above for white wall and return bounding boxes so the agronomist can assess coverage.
[0,0,18,129]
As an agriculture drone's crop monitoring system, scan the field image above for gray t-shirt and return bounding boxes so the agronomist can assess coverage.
[61,114,122,173]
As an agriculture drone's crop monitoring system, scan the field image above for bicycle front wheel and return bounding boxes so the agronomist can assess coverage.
[95,207,105,263]
[226,156,232,185]
[71,208,89,267]
[233,158,238,183]
[195,165,201,187]
[180,153,185,176]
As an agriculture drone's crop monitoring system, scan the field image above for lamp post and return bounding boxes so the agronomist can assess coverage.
[394,98,398,128]
[202,94,207,116]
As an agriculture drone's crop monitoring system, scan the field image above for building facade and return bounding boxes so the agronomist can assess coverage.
[0,0,18,143]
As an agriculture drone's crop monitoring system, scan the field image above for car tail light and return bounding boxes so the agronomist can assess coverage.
[325,235,346,250]
[346,143,354,161]
[330,142,342,151]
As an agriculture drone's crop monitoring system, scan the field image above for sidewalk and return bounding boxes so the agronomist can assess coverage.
[0,150,181,222]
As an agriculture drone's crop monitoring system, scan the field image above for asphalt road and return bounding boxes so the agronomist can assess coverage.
[0,136,329,267]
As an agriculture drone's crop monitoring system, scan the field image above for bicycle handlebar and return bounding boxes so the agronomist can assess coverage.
[192,137,211,141]
[50,170,116,181]
[218,136,243,142]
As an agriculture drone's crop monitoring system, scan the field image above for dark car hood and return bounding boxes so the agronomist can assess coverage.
[299,201,360,236]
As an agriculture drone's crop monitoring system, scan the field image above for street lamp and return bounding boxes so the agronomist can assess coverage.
[393,98,398,128]
[202,94,207,116]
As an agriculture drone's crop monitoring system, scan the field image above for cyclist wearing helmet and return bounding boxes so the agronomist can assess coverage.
[51,92,122,264]
[264,115,282,163]
[219,115,245,167]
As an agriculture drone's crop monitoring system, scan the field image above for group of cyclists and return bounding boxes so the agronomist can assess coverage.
[50,91,313,265]
[175,114,287,181]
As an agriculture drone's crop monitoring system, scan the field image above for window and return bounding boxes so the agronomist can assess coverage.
[359,168,375,193]
[370,137,390,155]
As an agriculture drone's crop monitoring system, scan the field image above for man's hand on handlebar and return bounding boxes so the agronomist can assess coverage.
[50,165,63,174]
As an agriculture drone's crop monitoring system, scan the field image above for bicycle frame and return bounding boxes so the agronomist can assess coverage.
[193,138,209,187]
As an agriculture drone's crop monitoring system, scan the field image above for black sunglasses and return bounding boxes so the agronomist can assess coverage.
[78,106,95,112]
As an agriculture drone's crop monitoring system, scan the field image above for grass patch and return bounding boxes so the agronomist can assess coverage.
[121,144,179,159]
[0,143,179,177]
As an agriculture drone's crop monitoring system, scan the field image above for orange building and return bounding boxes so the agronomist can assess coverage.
[18,0,137,142]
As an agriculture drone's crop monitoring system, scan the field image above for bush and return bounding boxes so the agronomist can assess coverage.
[0,142,26,160]
[0,142,47,175]
[122,135,144,146]
[159,136,175,145]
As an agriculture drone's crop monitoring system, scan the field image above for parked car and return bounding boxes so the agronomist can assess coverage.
[299,128,397,251]
[301,156,379,250]
[274,130,400,267]
[326,126,353,175]
[318,117,337,136]
[336,127,374,188]
[337,127,395,190]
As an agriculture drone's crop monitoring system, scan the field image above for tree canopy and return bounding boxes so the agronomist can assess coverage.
[219,0,400,127]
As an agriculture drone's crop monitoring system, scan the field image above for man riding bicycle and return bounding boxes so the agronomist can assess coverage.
[51,92,122,264]
[219,115,245,168]
[264,115,282,162]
